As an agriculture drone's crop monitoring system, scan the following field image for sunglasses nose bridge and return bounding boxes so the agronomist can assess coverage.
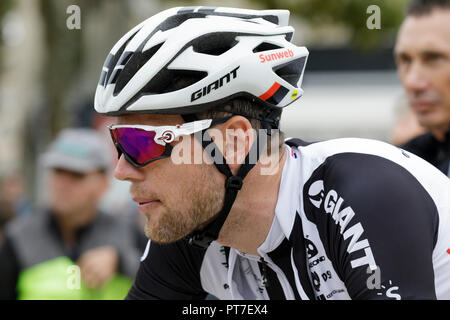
[113,142,143,168]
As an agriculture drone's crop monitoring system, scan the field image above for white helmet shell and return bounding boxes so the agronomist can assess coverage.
[94,6,309,115]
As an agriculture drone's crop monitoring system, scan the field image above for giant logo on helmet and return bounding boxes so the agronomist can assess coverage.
[191,66,240,102]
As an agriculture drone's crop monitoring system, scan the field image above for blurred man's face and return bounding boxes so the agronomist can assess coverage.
[395,9,450,136]
[49,168,107,217]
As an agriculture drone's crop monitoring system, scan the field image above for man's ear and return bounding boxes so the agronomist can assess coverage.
[220,116,255,175]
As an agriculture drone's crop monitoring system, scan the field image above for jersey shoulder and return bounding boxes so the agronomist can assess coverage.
[292,137,449,189]
[293,138,443,299]
[292,137,449,208]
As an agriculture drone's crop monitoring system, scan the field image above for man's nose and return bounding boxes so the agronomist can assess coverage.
[114,155,144,182]
[403,61,430,93]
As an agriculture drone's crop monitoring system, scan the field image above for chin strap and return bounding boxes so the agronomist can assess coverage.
[182,109,278,249]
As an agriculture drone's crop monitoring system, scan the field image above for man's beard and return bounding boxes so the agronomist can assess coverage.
[145,167,224,244]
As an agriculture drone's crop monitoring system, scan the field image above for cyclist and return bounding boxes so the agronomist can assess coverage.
[94,6,450,299]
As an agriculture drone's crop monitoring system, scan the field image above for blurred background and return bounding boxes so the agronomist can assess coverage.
[0,0,413,221]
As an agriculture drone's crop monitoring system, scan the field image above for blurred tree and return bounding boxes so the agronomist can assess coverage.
[0,0,14,69]
[38,0,85,136]
[18,0,133,206]
[251,0,408,49]
[0,0,14,22]
[37,0,134,136]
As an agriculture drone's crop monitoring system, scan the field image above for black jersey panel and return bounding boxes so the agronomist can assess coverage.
[302,152,439,299]
[126,239,208,300]
[288,214,317,300]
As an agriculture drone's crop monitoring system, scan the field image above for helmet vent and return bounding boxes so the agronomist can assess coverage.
[192,33,238,56]
[99,29,140,87]
[140,69,208,94]
[114,42,165,95]
[273,56,306,87]
[160,13,205,32]
[285,32,293,42]
[253,42,283,53]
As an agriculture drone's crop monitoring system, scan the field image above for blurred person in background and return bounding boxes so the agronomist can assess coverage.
[0,198,15,246]
[77,100,148,253]
[395,0,450,177]
[0,128,140,300]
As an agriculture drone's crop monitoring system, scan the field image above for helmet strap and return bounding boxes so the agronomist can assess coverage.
[181,113,267,248]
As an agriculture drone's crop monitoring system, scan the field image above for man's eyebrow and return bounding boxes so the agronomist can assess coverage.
[393,48,448,59]
[420,49,448,57]
[393,49,410,59]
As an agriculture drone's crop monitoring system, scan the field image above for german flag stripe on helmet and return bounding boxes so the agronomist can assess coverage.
[259,82,289,105]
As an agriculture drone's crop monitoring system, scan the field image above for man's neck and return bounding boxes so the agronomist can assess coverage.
[431,124,450,142]
[53,207,96,247]
[217,147,287,256]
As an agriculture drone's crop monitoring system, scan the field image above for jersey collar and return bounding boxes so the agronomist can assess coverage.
[256,144,301,255]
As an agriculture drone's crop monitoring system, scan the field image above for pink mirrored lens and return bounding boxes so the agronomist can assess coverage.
[111,128,166,164]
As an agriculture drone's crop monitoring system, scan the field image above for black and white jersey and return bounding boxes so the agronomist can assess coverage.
[127,138,450,300]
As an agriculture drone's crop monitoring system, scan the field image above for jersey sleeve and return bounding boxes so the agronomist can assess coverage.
[125,239,208,300]
[303,152,440,300]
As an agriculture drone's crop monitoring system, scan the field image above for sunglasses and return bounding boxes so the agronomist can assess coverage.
[108,117,232,168]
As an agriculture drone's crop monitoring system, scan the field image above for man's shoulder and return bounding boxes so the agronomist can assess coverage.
[282,138,403,202]
[288,137,405,170]
[286,137,447,195]
[299,139,443,234]
[4,211,47,239]
[288,137,397,154]
[140,239,211,276]
[400,132,435,155]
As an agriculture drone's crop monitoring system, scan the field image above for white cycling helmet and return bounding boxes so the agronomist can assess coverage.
[94,6,309,116]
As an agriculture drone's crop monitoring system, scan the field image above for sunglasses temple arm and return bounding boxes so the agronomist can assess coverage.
[210,115,234,126]
[180,116,233,133]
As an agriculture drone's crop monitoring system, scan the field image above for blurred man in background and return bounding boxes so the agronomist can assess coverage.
[395,0,450,176]
[0,198,15,246]
[0,128,140,300]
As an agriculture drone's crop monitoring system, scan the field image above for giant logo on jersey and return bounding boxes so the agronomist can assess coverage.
[308,180,324,208]
[305,238,319,259]
[305,237,326,269]
[311,271,321,292]
[306,180,377,271]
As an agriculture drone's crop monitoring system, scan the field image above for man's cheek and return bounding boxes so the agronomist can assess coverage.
[446,75,450,109]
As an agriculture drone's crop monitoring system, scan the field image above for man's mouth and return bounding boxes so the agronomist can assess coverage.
[132,197,161,208]
[410,100,437,113]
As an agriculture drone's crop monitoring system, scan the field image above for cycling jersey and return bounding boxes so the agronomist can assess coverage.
[126,138,450,300]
